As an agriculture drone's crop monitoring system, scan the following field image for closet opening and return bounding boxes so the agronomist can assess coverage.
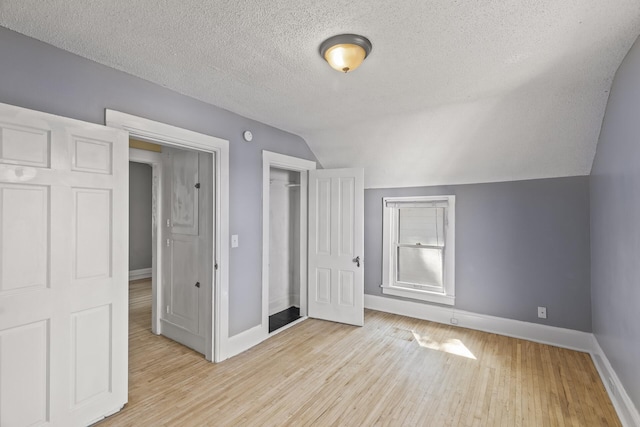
[268,167,302,333]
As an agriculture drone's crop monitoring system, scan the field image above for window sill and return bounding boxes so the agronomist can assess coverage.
[381,285,455,306]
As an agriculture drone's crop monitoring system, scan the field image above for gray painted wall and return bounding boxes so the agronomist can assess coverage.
[365,176,592,331]
[129,162,153,271]
[590,35,640,410]
[0,27,320,336]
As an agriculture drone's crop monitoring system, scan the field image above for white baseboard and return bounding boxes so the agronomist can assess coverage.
[269,295,301,316]
[224,324,266,360]
[364,294,593,352]
[364,294,640,425]
[590,336,640,427]
[129,268,152,281]
[269,296,292,316]
[269,316,307,337]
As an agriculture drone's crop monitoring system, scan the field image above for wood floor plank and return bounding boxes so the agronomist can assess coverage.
[97,281,621,426]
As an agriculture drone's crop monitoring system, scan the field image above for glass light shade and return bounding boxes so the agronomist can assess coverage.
[324,43,367,73]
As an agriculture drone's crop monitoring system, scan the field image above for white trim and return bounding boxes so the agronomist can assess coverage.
[262,151,316,340]
[107,110,229,363]
[590,336,640,427]
[129,147,162,164]
[129,268,152,281]
[269,295,297,316]
[225,324,266,359]
[382,195,456,305]
[225,316,309,360]
[364,294,593,352]
[129,148,163,335]
[380,285,455,305]
[268,316,307,337]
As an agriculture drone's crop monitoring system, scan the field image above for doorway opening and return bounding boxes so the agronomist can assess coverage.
[129,160,153,283]
[109,109,231,362]
[128,142,213,357]
[128,156,154,352]
[268,167,302,333]
[129,145,163,336]
[261,151,316,337]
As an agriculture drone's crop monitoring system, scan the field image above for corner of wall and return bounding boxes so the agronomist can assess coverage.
[591,336,640,427]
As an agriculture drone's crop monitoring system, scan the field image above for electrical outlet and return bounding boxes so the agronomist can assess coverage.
[450,318,458,325]
[538,306,547,319]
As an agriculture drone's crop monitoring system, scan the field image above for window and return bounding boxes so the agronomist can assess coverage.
[381,195,455,305]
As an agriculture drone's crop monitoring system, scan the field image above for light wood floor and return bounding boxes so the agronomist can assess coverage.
[98,280,620,426]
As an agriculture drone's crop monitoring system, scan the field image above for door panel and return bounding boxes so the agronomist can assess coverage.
[315,177,332,255]
[171,149,199,236]
[0,320,49,427]
[161,148,211,354]
[339,270,355,306]
[308,168,364,326]
[0,183,49,293]
[0,102,128,426]
[71,305,112,407]
[167,235,199,332]
[73,188,112,280]
[71,137,113,174]
[316,268,331,304]
[0,122,50,167]
[339,177,355,256]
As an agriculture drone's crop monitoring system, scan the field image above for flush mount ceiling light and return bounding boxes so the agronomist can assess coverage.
[319,34,372,73]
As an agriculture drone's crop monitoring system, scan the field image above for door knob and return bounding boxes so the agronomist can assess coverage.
[353,256,361,267]
[195,282,200,288]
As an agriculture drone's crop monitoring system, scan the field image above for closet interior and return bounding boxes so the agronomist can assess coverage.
[268,167,302,333]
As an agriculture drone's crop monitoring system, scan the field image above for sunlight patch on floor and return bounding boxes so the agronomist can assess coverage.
[411,331,477,359]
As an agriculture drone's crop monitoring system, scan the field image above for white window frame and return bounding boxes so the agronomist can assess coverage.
[381,195,456,305]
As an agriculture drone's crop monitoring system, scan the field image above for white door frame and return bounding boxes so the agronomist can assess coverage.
[128,148,163,335]
[107,111,229,362]
[262,151,316,337]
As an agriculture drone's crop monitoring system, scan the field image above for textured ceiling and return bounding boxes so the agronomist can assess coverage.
[1,1,640,187]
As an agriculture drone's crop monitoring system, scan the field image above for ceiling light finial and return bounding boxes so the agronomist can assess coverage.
[319,34,372,73]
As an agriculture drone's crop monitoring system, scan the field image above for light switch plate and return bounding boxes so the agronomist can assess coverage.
[231,234,239,248]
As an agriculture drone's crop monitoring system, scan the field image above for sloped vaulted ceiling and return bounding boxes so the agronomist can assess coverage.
[1,1,639,188]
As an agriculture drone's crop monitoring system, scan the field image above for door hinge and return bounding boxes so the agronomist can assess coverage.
[195,182,201,189]
[166,305,170,314]
[215,263,218,270]
[166,218,171,227]
[166,239,170,247]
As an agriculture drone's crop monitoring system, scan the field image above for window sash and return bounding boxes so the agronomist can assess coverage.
[397,206,445,247]
[392,281,445,293]
[382,195,455,305]
[392,204,446,292]
[395,245,444,289]
[385,200,449,208]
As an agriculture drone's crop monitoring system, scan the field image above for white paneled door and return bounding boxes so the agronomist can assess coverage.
[0,103,128,426]
[308,168,364,326]
[161,147,211,354]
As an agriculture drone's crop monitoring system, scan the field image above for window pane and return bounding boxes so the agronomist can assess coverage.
[397,247,443,287]
[398,207,444,246]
